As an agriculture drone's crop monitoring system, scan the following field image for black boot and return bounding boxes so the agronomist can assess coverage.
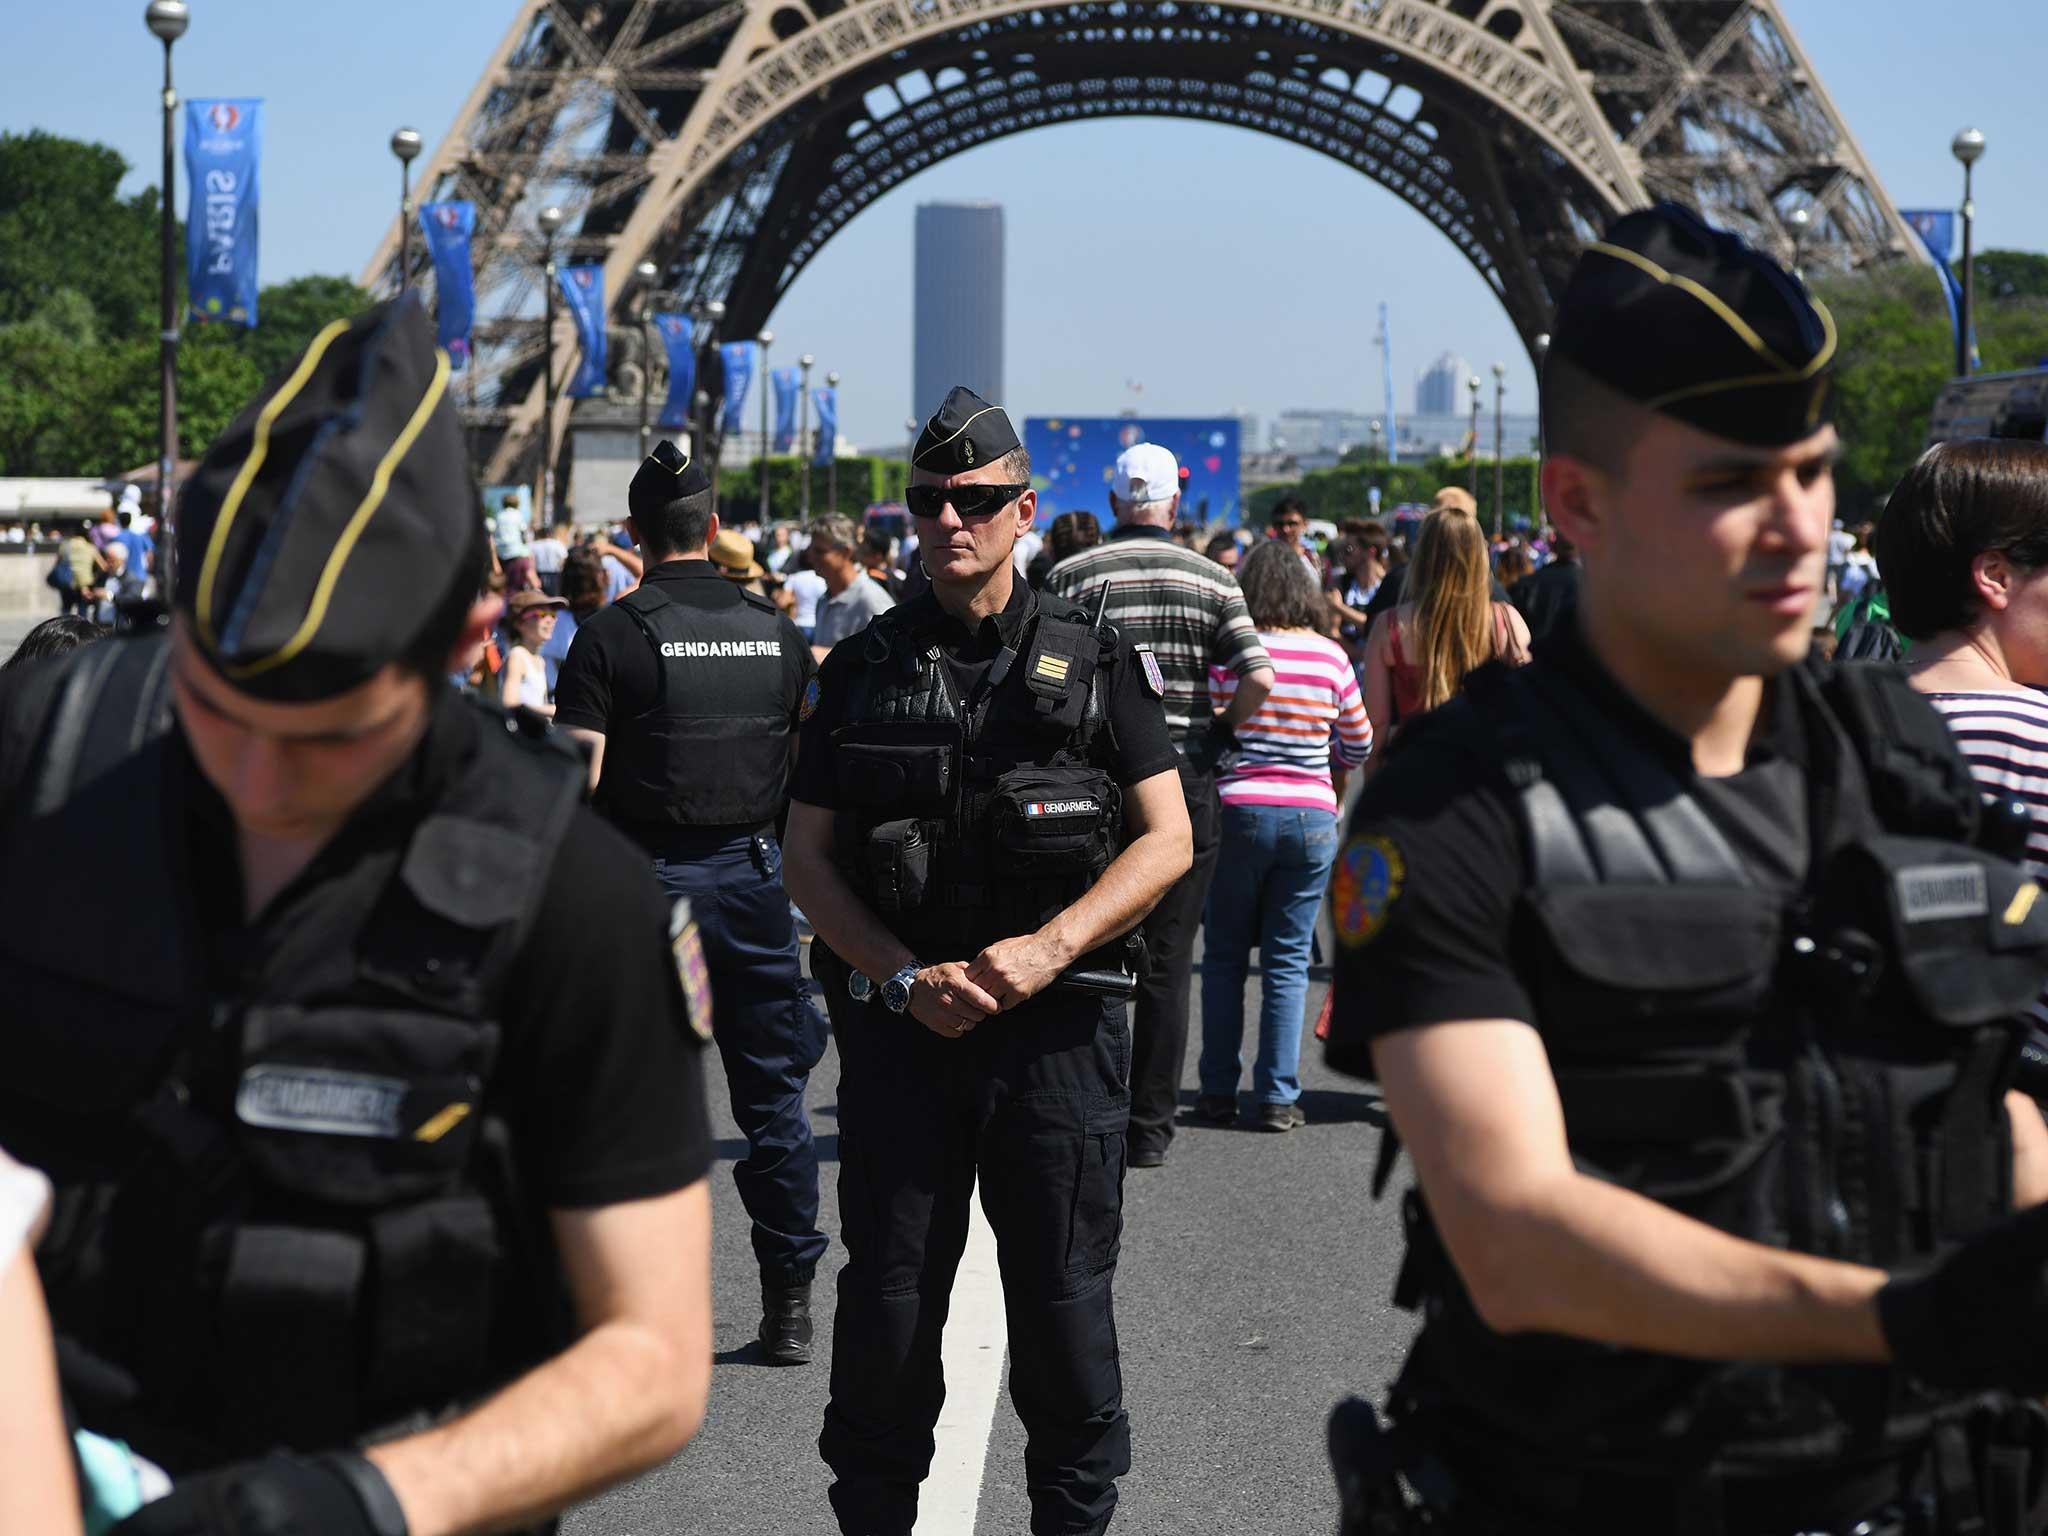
[759,1276,814,1365]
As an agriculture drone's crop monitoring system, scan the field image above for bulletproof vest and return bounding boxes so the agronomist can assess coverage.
[0,633,585,1473]
[830,590,1122,961]
[598,578,795,833]
[1387,655,2048,1473]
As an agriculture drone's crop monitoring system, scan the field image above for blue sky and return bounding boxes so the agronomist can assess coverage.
[5,1,2036,451]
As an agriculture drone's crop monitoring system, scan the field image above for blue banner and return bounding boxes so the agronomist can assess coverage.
[652,313,696,430]
[720,341,758,435]
[1901,208,1973,367]
[418,201,475,371]
[184,99,262,327]
[812,385,837,465]
[771,366,800,452]
[556,263,607,398]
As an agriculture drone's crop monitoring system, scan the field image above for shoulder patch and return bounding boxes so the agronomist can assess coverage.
[1332,834,1405,948]
[1135,645,1165,699]
[799,675,821,722]
[670,898,714,1043]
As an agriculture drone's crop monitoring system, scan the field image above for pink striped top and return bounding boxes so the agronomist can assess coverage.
[1209,631,1373,813]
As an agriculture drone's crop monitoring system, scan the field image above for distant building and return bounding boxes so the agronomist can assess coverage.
[1273,409,1381,457]
[1415,353,1472,417]
[913,203,1004,419]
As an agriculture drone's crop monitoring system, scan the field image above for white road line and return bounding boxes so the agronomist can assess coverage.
[914,1184,1007,1536]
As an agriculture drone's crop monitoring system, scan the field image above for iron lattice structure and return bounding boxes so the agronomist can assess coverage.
[357,0,1920,489]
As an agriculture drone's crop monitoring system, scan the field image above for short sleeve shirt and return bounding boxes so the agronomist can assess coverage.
[811,575,896,653]
[790,579,1180,810]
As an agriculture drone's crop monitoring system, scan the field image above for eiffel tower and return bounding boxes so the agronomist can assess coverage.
[357,0,1920,497]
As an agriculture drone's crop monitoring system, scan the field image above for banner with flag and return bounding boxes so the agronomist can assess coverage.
[184,99,262,327]
[556,264,608,398]
[771,367,801,452]
[1901,208,1974,368]
[417,201,475,370]
[652,313,696,430]
[812,385,837,465]
[720,341,757,434]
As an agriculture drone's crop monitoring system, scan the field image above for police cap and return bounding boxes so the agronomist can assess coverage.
[629,438,712,523]
[176,296,478,701]
[1550,202,1837,448]
[912,386,1020,475]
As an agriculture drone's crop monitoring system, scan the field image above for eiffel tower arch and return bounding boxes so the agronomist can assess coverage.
[357,0,1920,491]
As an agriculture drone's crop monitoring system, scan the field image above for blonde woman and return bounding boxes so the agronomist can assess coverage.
[1361,502,1530,753]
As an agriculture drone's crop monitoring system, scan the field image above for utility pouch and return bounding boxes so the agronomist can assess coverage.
[861,818,932,915]
[991,767,1119,874]
[1022,615,1100,733]
[233,1006,499,1207]
[832,721,961,812]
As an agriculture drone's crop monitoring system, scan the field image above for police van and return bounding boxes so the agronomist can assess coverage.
[1925,365,2048,447]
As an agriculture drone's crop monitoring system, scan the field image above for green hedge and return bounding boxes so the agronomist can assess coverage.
[726,455,910,522]
[1246,456,1544,532]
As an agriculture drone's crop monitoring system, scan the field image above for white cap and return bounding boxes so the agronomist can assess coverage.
[118,484,142,513]
[1113,442,1180,506]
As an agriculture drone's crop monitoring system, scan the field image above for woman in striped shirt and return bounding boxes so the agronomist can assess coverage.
[1876,440,2048,1029]
[1197,541,1373,1131]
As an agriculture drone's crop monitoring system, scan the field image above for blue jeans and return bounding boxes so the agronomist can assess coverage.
[1198,802,1340,1106]
[654,832,830,1281]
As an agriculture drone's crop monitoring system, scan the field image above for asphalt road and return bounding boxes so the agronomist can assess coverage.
[568,917,1416,1536]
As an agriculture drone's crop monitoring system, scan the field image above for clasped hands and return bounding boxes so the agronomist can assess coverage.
[908,931,1071,1039]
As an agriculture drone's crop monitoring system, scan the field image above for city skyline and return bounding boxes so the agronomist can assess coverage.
[4,1,2038,455]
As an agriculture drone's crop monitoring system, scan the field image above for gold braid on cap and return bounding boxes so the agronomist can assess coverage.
[1582,241,1838,410]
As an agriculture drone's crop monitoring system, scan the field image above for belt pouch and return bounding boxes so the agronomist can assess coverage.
[861,819,930,915]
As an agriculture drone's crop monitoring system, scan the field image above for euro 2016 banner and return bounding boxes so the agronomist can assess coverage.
[812,386,837,465]
[184,99,262,327]
[1901,208,1975,368]
[418,201,475,370]
[557,264,607,398]
[720,342,758,434]
[771,367,801,452]
[653,314,696,430]
[1024,417,1244,528]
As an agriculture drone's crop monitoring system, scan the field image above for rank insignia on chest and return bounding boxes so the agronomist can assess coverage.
[1034,652,1071,685]
[670,898,715,1042]
[1136,646,1165,698]
[800,676,821,722]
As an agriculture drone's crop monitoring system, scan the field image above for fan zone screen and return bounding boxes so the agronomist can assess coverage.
[1024,417,1243,528]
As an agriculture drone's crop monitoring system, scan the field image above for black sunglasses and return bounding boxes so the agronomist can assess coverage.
[907,483,1030,520]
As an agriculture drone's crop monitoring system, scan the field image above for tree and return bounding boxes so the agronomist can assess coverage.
[0,131,167,340]
[232,274,372,384]
[1973,250,2048,303]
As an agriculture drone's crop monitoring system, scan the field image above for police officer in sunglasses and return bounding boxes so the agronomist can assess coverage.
[783,387,1192,1536]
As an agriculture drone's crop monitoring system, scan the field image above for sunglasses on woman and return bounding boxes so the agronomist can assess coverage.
[907,483,1030,520]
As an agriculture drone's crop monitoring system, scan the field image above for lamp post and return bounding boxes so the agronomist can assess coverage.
[1467,375,1482,497]
[1786,204,1810,280]
[1532,333,1551,523]
[391,127,422,293]
[698,298,725,507]
[1954,127,1986,377]
[757,328,775,522]
[798,352,815,517]
[1491,362,1507,536]
[825,370,841,513]
[1368,418,1383,465]
[146,0,188,585]
[634,260,659,458]
[536,203,564,523]
[904,416,919,498]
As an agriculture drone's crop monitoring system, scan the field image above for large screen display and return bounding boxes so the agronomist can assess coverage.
[1024,416,1242,528]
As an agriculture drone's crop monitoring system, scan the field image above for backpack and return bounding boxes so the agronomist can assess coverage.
[1835,581,1903,663]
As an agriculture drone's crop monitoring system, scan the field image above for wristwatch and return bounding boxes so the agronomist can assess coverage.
[847,971,874,1003]
[880,963,921,1014]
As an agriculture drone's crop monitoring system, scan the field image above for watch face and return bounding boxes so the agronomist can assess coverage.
[882,976,914,1012]
[848,972,872,1002]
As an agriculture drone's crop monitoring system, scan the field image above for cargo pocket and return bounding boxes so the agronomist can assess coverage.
[1068,1114,1127,1274]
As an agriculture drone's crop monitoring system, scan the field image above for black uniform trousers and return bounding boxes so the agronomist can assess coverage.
[816,954,1132,1536]
[1128,755,1222,1154]
[652,832,830,1281]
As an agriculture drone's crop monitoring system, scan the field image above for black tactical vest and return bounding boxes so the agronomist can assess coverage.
[0,635,585,1473]
[830,589,1124,961]
[598,577,795,834]
[1386,655,2048,1477]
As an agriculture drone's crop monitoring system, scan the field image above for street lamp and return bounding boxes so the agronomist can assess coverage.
[825,370,842,513]
[1467,375,1483,497]
[391,127,422,293]
[904,415,919,497]
[798,352,815,517]
[633,260,660,458]
[1785,205,1810,280]
[146,0,189,588]
[1954,127,1986,377]
[1491,362,1507,536]
[1532,333,1551,521]
[1368,418,1383,465]
[757,328,775,522]
[536,203,564,523]
[697,298,726,509]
